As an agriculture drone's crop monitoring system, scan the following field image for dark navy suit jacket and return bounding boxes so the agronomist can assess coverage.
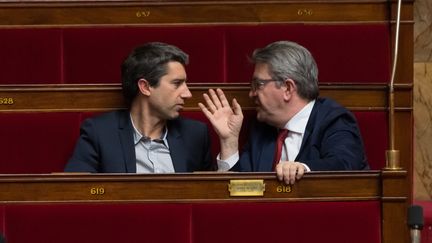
[65,110,214,173]
[235,97,369,172]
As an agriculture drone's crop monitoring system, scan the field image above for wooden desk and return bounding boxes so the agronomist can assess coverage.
[0,171,407,243]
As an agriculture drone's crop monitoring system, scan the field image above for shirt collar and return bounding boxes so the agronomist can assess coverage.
[130,114,169,147]
[284,100,315,134]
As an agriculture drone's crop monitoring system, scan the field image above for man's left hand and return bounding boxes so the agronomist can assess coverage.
[275,161,306,185]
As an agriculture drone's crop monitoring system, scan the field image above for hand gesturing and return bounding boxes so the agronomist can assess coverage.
[198,88,243,142]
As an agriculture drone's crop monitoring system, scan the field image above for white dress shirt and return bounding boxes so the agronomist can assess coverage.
[217,100,315,171]
[130,115,175,173]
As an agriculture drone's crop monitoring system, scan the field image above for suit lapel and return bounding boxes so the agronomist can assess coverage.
[257,126,278,172]
[260,138,277,171]
[167,121,188,172]
[118,111,136,173]
[297,101,318,160]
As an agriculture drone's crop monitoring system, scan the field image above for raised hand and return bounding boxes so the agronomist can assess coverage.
[198,88,243,159]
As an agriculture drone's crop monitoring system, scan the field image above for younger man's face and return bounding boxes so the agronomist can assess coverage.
[148,61,192,120]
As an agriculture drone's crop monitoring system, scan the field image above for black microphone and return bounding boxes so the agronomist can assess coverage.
[408,205,424,243]
[0,232,6,243]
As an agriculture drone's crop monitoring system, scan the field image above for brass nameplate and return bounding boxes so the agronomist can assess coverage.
[228,180,265,196]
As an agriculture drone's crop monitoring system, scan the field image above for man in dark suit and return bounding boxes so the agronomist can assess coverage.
[65,42,214,173]
[199,41,368,184]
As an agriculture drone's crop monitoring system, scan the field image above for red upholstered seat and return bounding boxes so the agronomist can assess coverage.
[62,26,225,84]
[0,206,4,236]
[0,201,381,243]
[4,204,191,243]
[0,113,81,173]
[0,28,62,84]
[0,24,389,85]
[193,201,381,243]
[353,111,388,170]
[0,110,386,173]
[0,24,391,173]
[225,24,390,84]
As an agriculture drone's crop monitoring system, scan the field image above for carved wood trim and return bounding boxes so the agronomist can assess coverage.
[0,2,397,26]
[0,171,381,202]
[0,171,407,243]
[0,83,413,112]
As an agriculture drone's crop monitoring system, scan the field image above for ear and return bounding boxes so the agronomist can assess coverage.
[137,78,151,96]
[282,79,297,101]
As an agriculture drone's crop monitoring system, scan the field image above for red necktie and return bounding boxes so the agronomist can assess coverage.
[272,129,289,171]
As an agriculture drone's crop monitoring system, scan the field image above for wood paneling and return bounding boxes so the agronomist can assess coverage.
[0,83,413,112]
[0,172,381,202]
[382,170,410,243]
[0,2,393,26]
[0,171,407,242]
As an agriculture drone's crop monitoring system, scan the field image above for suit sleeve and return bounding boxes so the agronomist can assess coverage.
[302,114,368,171]
[64,119,100,172]
[202,125,216,171]
[232,141,253,172]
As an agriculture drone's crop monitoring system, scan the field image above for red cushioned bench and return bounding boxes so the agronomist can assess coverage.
[0,24,391,173]
[0,109,387,173]
[0,25,389,85]
[0,201,381,243]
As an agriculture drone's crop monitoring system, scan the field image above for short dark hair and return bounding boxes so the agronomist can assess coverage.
[121,42,189,105]
[251,41,319,100]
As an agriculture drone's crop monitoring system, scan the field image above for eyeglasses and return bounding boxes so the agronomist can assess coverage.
[250,78,283,91]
